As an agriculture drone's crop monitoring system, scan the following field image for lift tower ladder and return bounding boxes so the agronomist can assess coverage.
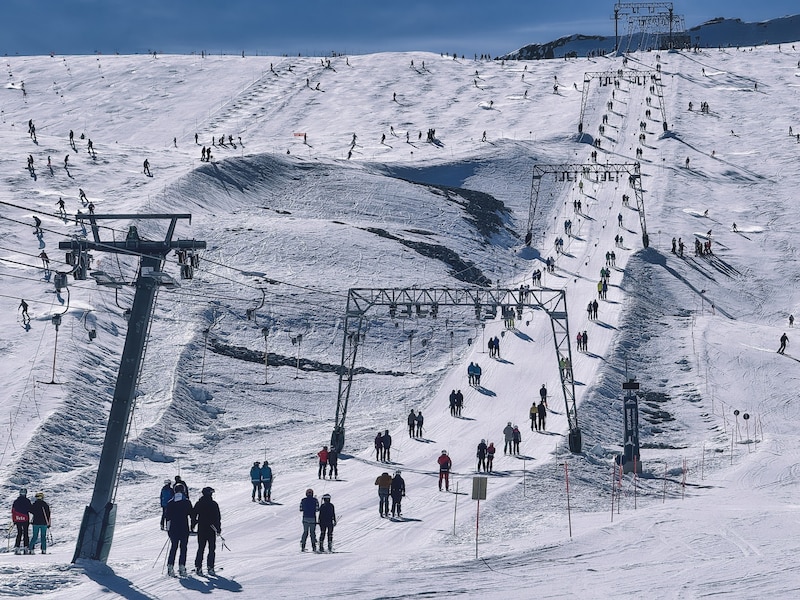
[65,214,206,564]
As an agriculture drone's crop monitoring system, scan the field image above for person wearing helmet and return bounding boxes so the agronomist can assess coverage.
[160,479,173,530]
[317,446,329,479]
[11,488,32,554]
[299,489,319,551]
[250,461,262,502]
[318,494,336,552]
[375,471,393,517]
[437,451,452,491]
[165,482,194,577]
[29,492,51,554]
[390,471,406,518]
[477,439,488,472]
[192,487,221,576]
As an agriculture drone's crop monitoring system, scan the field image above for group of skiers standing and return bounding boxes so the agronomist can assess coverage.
[249,461,274,502]
[448,389,464,416]
[11,488,50,555]
[317,445,339,479]
[373,431,393,462]
[407,409,424,437]
[160,476,221,577]
[467,362,483,386]
[299,489,337,552]
[374,470,406,517]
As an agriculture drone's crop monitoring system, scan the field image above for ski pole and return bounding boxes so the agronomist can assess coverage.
[153,536,170,568]
[211,525,230,551]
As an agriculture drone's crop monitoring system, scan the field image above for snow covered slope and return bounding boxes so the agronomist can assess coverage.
[0,45,800,598]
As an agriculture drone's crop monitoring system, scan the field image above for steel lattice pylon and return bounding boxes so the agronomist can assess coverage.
[330,287,583,455]
[525,163,649,250]
[578,69,667,135]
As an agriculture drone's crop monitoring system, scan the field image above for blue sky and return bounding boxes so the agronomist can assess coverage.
[3,1,798,57]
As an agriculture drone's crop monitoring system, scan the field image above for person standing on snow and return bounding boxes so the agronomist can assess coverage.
[260,461,273,501]
[375,471,393,517]
[192,487,221,576]
[538,400,548,431]
[28,492,50,554]
[530,401,538,431]
[164,483,194,577]
[407,409,417,437]
[374,432,383,461]
[415,411,424,437]
[160,479,173,530]
[318,493,336,552]
[250,461,262,501]
[476,439,488,472]
[381,430,392,462]
[512,425,521,455]
[503,422,514,454]
[486,442,496,471]
[299,488,319,552]
[317,446,329,479]
[327,448,339,480]
[390,471,406,517]
[12,489,32,554]
[437,450,452,491]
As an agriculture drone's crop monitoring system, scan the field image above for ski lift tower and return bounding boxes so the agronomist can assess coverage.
[66,214,205,564]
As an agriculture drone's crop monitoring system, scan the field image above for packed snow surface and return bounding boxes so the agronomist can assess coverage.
[1,46,800,598]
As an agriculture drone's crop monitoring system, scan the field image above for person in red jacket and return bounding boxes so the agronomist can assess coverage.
[317,446,329,479]
[437,450,452,491]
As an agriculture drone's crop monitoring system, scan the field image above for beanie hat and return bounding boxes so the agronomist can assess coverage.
[19,488,27,496]
[306,488,314,496]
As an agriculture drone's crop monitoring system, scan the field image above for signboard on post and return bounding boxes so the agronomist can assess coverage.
[472,476,487,559]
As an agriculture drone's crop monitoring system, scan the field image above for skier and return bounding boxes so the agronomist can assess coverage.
[493,336,500,358]
[317,446,329,479]
[592,299,599,319]
[582,331,588,352]
[791,315,795,328]
[538,400,547,431]
[160,479,173,530]
[28,492,50,554]
[164,482,194,577]
[174,475,190,500]
[486,442,496,471]
[455,389,464,416]
[375,471,392,517]
[56,197,66,218]
[250,461,262,501]
[192,487,221,576]
[476,439,488,472]
[18,299,29,322]
[474,363,482,386]
[487,337,495,358]
[467,362,476,385]
[381,430,392,462]
[437,450,452,491]
[33,216,42,235]
[540,384,547,405]
[415,411,424,437]
[327,448,339,480]
[374,432,383,461]
[299,488,319,552]
[79,188,88,204]
[512,425,521,455]
[390,470,406,517]
[261,461,273,501]
[530,401,538,431]
[143,158,151,176]
[503,422,514,454]
[318,493,336,552]
[618,213,623,227]
[407,409,416,437]
[449,389,457,416]
[778,333,789,354]
[12,488,32,554]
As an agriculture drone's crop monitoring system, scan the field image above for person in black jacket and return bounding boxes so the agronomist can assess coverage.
[390,471,406,517]
[29,492,51,554]
[164,483,194,577]
[318,493,336,552]
[11,488,33,554]
[192,487,221,575]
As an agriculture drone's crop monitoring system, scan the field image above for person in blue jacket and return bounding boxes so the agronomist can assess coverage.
[164,483,194,577]
[250,461,262,502]
[300,488,319,552]
[160,479,173,530]
[260,461,273,502]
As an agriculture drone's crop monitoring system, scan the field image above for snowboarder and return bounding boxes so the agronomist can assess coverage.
[415,411,424,437]
[28,492,50,554]
[12,488,32,554]
[437,451,452,491]
[250,461,262,501]
[390,471,406,517]
[164,482,194,577]
[192,487,221,576]
[160,479,173,530]
[477,439,488,471]
[261,461,273,500]
[503,422,514,454]
[778,333,789,354]
[375,471,392,517]
[317,446,329,479]
[486,443,496,471]
[299,489,319,551]
[407,409,416,437]
[318,493,336,552]
[323,446,338,480]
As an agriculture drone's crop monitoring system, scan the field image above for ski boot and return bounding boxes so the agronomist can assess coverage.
[167,565,175,577]
[207,568,216,576]
[178,566,187,577]
[196,567,203,576]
